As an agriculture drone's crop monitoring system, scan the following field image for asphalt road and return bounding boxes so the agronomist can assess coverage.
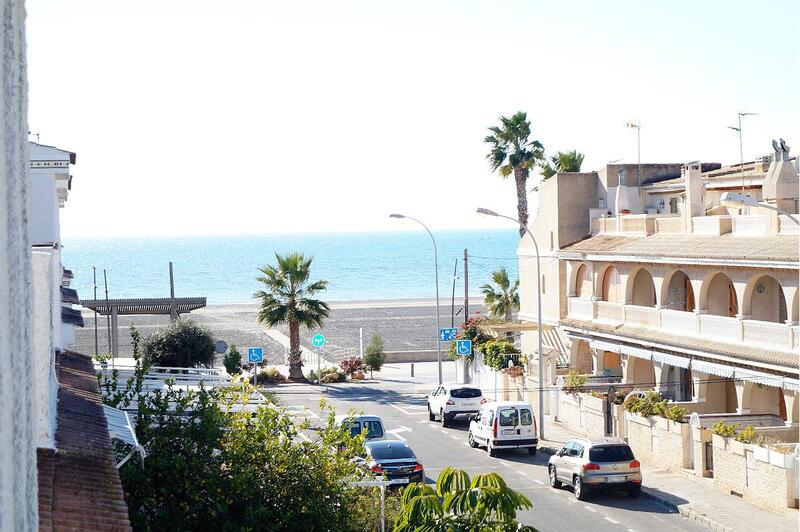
[270,377,705,532]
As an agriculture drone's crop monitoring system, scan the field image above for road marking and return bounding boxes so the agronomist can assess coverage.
[583,505,596,513]
[531,478,542,484]
[386,426,412,441]
[415,420,428,424]
[389,404,412,415]
[517,471,528,478]
[499,461,513,469]
[449,435,460,440]
[440,429,448,434]
[604,517,620,524]
[627,529,637,532]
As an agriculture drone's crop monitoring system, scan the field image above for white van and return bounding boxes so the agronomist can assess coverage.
[467,401,538,457]
[335,414,386,441]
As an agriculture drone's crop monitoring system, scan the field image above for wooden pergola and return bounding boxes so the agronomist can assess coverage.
[478,321,554,338]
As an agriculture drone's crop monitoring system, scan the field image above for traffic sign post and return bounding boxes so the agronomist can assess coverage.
[248,347,264,386]
[349,478,408,532]
[456,339,472,356]
[439,328,458,342]
[312,334,325,384]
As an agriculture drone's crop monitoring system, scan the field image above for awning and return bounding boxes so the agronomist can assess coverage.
[590,339,651,360]
[734,368,786,389]
[651,351,691,369]
[689,359,735,378]
[103,404,146,469]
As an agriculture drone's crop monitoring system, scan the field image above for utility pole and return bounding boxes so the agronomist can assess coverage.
[169,261,178,321]
[92,266,99,357]
[450,260,458,327]
[463,249,469,324]
[727,112,758,201]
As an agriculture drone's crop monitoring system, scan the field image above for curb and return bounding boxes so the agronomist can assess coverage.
[639,488,735,532]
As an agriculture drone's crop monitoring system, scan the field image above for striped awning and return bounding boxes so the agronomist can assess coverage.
[689,359,735,378]
[651,351,691,369]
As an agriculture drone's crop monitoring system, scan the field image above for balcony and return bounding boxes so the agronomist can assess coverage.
[566,297,799,353]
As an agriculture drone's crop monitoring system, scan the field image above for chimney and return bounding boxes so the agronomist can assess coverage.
[683,161,704,233]
[763,139,798,213]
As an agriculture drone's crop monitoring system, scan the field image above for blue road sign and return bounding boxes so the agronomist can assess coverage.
[456,339,472,356]
[439,328,458,342]
[312,334,326,348]
[247,347,264,364]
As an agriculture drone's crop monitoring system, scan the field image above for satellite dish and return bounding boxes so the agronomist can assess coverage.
[214,340,228,354]
[779,138,790,153]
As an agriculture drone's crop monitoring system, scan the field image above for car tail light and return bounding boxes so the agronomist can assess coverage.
[533,416,537,434]
[493,417,498,439]
[446,400,455,405]
[583,463,600,471]
[370,465,383,474]
[629,460,640,469]
[413,463,423,472]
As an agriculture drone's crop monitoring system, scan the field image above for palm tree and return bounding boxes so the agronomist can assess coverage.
[253,252,330,381]
[539,149,585,180]
[480,267,519,321]
[484,111,545,237]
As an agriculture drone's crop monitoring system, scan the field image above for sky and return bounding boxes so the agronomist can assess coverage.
[27,0,799,238]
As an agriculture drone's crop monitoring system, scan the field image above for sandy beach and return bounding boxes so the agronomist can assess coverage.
[76,297,486,365]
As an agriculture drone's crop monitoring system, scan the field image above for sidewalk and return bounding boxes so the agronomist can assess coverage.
[537,418,799,532]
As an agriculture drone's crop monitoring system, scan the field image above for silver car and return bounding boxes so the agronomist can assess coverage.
[548,438,642,500]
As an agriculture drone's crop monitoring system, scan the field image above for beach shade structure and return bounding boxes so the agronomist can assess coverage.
[80,297,207,357]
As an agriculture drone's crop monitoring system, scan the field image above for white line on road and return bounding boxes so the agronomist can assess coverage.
[449,435,460,440]
[517,471,528,478]
[628,529,637,532]
[531,478,542,484]
[440,429,448,434]
[583,505,596,513]
[389,404,412,415]
[604,517,620,524]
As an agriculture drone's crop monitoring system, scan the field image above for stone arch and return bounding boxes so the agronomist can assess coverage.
[600,265,624,303]
[574,263,592,298]
[793,290,799,323]
[744,382,783,416]
[626,267,657,307]
[700,272,738,317]
[570,339,593,374]
[742,274,788,323]
[624,356,655,386]
[661,269,696,312]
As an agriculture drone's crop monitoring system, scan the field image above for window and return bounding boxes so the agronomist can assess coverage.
[344,421,361,438]
[669,197,679,214]
[363,420,384,438]
[571,443,585,457]
[519,408,533,426]
[561,442,575,456]
[498,408,519,427]
[451,388,482,399]
[483,410,494,426]
[369,445,415,460]
[589,445,634,462]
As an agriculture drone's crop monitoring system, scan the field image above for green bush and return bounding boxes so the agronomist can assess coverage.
[252,366,286,385]
[624,391,668,418]
[712,420,739,438]
[663,405,688,422]
[340,357,367,378]
[482,338,521,371]
[309,367,346,383]
[223,345,242,375]
[563,370,588,394]
[363,333,387,377]
[447,317,491,363]
[735,424,757,444]
[141,319,215,368]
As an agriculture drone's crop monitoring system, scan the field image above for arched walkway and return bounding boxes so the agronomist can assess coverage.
[625,356,655,386]
[628,268,656,307]
[663,270,695,312]
[745,274,787,323]
[574,264,592,298]
[601,266,623,303]
[703,273,738,317]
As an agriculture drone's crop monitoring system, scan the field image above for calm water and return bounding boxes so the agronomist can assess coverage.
[62,230,521,304]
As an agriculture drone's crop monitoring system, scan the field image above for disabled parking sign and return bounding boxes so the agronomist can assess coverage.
[247,347,264,364]
[456,339,472,356]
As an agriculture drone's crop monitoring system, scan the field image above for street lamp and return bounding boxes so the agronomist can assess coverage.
[476,207,545,440]
[727,112,758,197]
[390,214,443,385]
[626,121,641,187]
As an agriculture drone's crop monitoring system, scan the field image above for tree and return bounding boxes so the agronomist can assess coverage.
[480,267,519,321]
[254,252,330,381]
[340,357,367,378]
[484,112,545,237]
[394,467,536,531]
[223,344,242,375]
[539,150,585,181]
[141,318,216,368]
[363,333,386,378]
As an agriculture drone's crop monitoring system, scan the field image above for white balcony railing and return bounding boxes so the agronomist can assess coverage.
[625,305,660,329]
[731,215,767,236]
[742,320,793,350]
[698,313,741,341]
[779,215,799,235]
[655,217,683,234]
[595,301,623,324]
[660,308,697,333]
[567,297,594,320]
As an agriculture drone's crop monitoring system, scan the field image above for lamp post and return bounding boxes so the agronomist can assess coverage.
[727,112,758,198]
[476,207,545,440]
[626,121,641,187]
[390,214,442,385]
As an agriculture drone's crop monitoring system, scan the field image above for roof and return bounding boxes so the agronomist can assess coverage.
[80,297,207,315]
[38,350,131,531]
[60,285,79,304]
[61,306,85,327]
[560,317,799,371]
[562,233,798,262]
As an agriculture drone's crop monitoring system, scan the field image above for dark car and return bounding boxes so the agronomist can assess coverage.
[362,440,424,484]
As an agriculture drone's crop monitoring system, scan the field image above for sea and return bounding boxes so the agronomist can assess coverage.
[61,230,522,305]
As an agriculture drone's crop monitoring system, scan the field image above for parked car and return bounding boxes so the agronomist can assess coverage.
[358,440,425,484]
[427,382,486,427]
[335,414,385,441]
[467,401,538,456]
[548,437,642,500]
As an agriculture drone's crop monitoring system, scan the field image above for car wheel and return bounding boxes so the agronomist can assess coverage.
[440,410,448,428]
[487,441,497,458]
[549,465,562,488]
[574,476,588,500]
[528,447,537,456]
[428,404,435,421]
[468,432,478,448]
[628,486,641,498]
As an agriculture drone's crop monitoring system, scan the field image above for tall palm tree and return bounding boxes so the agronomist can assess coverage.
[484,112,545,237]
[480,268,519,321]
[539,149,585,180]
[253,252,330,381]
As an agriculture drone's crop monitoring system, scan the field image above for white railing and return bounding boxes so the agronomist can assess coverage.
[595,301,623,324]
[698,313,741,341]
[794,327,800,350]
[742,320,793,350]
[625,305,659,329]
[660,308,697,333]
[731,215,767,236]
[567,297,594,320]
[779,215,799,235]
[691,215,732,236]
[620,215,648,234]
[655,217,683,234]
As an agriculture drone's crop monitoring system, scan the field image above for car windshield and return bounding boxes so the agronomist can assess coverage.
[450,388,482,399]
[589,445,635,462]
[498,408,518,427]
[344,421,361,437]
[363,420,383,438]
[369,445,415,460]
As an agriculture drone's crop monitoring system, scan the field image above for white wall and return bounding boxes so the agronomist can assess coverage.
[28,173,60,245]
[32,251,58,449]
[0,1,37,529]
